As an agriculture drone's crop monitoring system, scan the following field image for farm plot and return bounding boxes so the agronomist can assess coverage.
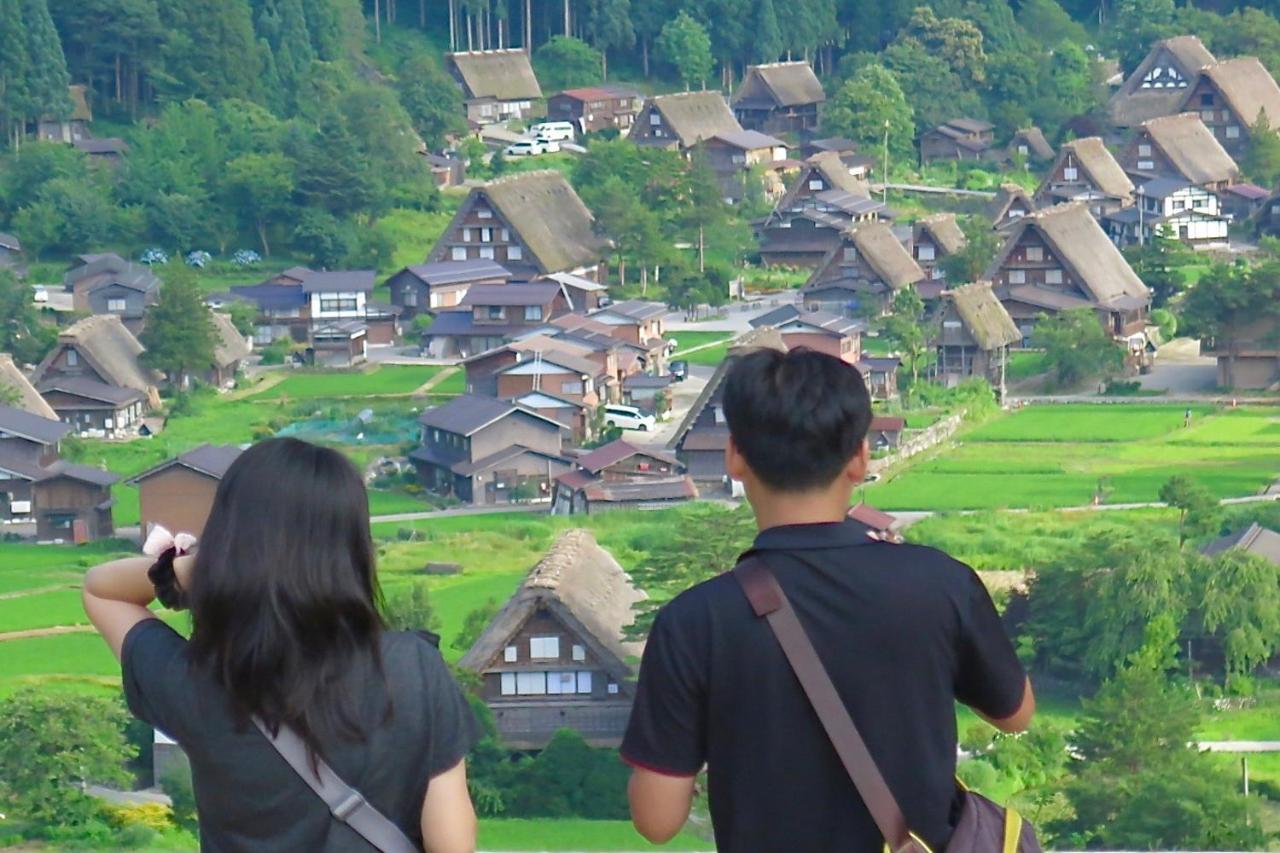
[250,365,449,399]
[866,405,1277,511]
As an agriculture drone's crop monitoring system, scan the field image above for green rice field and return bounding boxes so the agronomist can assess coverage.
[249,365,452,399]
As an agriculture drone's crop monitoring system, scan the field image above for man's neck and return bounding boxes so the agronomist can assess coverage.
[750,491,851,532]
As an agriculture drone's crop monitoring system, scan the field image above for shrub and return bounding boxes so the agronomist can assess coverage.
[108,802,175,833]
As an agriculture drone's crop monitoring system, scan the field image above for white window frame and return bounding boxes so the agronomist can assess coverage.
[1137,160,1154,171]
[1025,246,1043,261]
[463,227,472,242]
[1008,269,1027,285]
[808,179,823,190]
[1138,143,1152,157]
[479,247,495,260]
[66,350,79,366]
[916,245,935,261]
[530,636,560,659]
[451,247,467,261]
[501,672,516,695]
[524,305,543,321]
[607,682,620,695]
[1063,166,1079,181]
[1045,268,1064,285]
[477,208,493,219]
[107,298,128,312]
[576,671,593,694]
[507,245,523,261]
[504,645,518,662]
[572,644,586,662]
[1226,125,1241,139]
[515,671,547,695]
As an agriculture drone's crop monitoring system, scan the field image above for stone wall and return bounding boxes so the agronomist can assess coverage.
[868,413,964,477]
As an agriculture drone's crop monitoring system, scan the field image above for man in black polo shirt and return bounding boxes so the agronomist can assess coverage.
[621,348,1034,852]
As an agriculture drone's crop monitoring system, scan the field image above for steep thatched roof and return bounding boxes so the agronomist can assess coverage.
[733,61,825,108]
[68,84,92,122]
[446,49,542,101]
[987,203,1149,308]
[1043,137,1134,201]
[851,223,925,290]
[0,354,57,420]
[458,529,647,678]
[1193,57,1280,132]
[806,151,871,196]
[669,327,787,450]
[210,313,251,368]
[947,282,1020,350]
[1010,127,1054,160]
[987,183,1036,226]
[465,171,606,274]
[647,91,742,147]
[1140,113,1239,185]
[916,213,966,256]
[33,315,161,403]
[1109,36,1216,127]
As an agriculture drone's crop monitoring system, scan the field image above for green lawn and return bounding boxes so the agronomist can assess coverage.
[478,819,709,851]
[670,331,733,356]
[1005,350,1047,382]
[366,489,434,517]
[249,365,446,399]
[865,404,1277,511]
[683,342,731,366]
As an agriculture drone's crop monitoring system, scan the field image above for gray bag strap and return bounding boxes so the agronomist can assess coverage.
[253,717,419,853]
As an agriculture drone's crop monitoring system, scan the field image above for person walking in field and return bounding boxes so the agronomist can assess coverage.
[83,438,479,853]
[621,349,1035,852]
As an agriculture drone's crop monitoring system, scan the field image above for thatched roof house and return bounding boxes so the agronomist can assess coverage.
[1109,35,1216,128]
[1182,57,1280,153]
[732,61,825,134]
[459,529,647,748]
[947,282,1021,350]
[1008,127,1055,161]
[1124,113,1239,187]
[0,354,57,420]
[629,91,742,149]
[1035,137,1134,208]
[987,183,1036,229]
[915,213,966,256]
[446,49,542,101]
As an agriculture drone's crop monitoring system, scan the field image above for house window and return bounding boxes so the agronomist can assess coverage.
[524,305,543,321]
[576,671,593,694]
[66,350,78,367]
[572,644,586,662]
[562,380,584,394]
[515,672,547,695]
[1138,160,1155,170]
[1201,110,1216,123]
[1226,125,1241,139]
[477,208,493,219]
[480,227,492,242]
[808,179,824,190]
[451,247,467,261]
[487,306,504,320]
[1172,199,1186,211]
[530,636,560,659]
[1138,143,1152,157]
[546,672,578,694]
[917,245,935,261]
[508,245,523,261]
[504,645,518,662]
[607,682,620,695]
[1045,268,1063,285]
[843,247,857,262]
[107,298,127,313]
[501,673,516,695]
[1017,144,1028,155]
[500,228,509,241]
[732,153,745,164]
[463,228,472,242]
[1062,167,1078,181]
[479,247,495,259]
[1201,93,1214,107]
[1008,269,1027,284]
[1025,246,1043,261]
[320,297,359,313]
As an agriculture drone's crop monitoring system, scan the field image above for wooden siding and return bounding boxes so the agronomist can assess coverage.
[137,466,220,538]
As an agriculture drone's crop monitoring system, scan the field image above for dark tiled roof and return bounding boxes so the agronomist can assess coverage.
[870,415,906,431]
[576,439,678,474]
[594,300,667,322]
[418,394,561,436]
[39,461,119,487]
[0,446,49,480]
[681,427,731,452]
[462,282,562,307]
[37,376,144,406]
[126,444,243,484]
[583,476,697,503]
[453,444,567,476]
[1201,524,1280,564]
[228,284,308,311]
[859,357,901,372]
[298,270,375,294]
[402,260,512,286]
[0,404,71,445]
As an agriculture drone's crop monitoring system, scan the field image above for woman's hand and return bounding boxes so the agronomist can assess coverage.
[173,551,196,591]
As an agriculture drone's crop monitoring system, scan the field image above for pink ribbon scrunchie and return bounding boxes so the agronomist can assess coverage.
[143,525,197,610]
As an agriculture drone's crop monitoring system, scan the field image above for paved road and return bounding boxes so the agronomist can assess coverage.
[1199,741,1280,753]
[870,183,997,199]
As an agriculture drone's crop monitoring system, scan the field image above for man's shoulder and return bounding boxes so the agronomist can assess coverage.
[655,571,742,625]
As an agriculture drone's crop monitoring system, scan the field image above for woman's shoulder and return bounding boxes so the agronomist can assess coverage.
[380,630,450,675]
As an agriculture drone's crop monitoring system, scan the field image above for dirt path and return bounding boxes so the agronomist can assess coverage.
[229,371,288,400]
[0,583,76,601]
[0,624,93,642]
[412,366,461,396]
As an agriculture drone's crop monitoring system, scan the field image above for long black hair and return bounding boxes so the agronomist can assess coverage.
[188,438,385,754]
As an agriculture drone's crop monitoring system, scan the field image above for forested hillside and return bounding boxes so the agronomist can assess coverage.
[5,0,1280,270]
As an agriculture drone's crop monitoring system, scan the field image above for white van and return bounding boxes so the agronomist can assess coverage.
[531,121,576,142]
[603,404,656,432]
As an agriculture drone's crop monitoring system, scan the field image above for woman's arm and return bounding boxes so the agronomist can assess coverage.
[82,554,194,660]
[420,759,476,853]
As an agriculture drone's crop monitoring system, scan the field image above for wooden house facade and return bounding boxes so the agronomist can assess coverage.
[1034,137,1134,217]
[757,152,887,267]
[1108,36,1216,129]
[1119,113,1239,190]
[934,282,1021,391]
[628,92,742,151]
[802,223,925,317]
[446,50,542,124]
[1178,57,1280,158]
[731,62,824,135]
[546,85,643,134]
[126,444,243,538]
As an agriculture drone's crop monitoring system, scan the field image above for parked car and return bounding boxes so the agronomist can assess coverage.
[32,287,48,305]
[603,404,656,432]
[669,360,688,381]
[534,137,562,153]
[504,139,545,157]
[530,121,575,142]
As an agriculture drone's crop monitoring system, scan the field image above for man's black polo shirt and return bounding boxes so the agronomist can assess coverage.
[621,520,1026,853]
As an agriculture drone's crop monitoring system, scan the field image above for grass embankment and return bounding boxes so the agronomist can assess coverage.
[248,365,452,400]
[865,404,1278,511]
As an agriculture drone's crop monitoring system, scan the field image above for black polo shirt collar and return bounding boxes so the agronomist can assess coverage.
[751,518,877,552]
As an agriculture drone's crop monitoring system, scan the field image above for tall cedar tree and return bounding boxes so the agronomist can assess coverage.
[19,0,72,125]
[754,0,783,63]
[656,12,712,91]
[140,265,217,386]
[396,53,466,149]
[0,0,32,145]
[155,0,261,102]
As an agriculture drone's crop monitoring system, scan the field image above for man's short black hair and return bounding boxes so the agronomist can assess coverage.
[721,348,872,492]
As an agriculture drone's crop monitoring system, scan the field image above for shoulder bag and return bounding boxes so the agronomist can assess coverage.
[253,717,420,853]
[733,555,1041,853]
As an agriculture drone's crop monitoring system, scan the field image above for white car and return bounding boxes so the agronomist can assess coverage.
[504,139,545,157]
[534,136,562,153]
[603,404,656,432]
[31,287,48,304]
[530,121,576,142]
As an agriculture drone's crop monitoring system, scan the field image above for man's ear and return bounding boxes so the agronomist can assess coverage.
[725,434,748,481]
[844,439,870,484]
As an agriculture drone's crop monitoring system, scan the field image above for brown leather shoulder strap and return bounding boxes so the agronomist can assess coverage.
[734,555,918,853]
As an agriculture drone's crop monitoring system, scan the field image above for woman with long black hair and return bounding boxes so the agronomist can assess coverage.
[84,438,479,852]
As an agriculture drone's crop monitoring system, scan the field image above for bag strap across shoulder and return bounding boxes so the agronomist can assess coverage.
[733,555,924,853]
[253,717,419,853]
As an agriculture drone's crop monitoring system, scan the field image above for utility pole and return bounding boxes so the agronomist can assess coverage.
[1137,184,1146,247]
[449,0,457,50]
[882,120,890,206]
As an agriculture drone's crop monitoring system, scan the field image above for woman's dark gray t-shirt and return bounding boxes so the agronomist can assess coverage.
[122,619,480,851]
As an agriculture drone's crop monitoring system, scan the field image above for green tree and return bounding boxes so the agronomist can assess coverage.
[585,175,664,290]
[1108,0,1179,75]
[253,0,316,110]
[822,64,915,164]
[939,216,1000,283]
[140,265,218,387]
[1158,475,1219,548]
[884,286,928,388]
[0,269,55,365]
[292,207,353,268]
[12,174,124,258]
[48,0,166,116]
[223,152,295,256]
[0,689,134,830]
[883,39,985,133]
[396,53,466,150]
[225,300,259,337]
[1123,223,1195,307]
[1198,549,1280,685]
[18,0,72,127]
[753,0,783,63]
[656,12,713,91]
[900,7,987,86]
[1241,111,1280,187]
[1180,259,1280,388]
[582,0,634,79]
[155,0,262,102]
[383,580,442,632]
[454,597,500,652]
[533,36,603,93]
[1035,308,1125,388]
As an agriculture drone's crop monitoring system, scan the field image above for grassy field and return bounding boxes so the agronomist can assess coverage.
[670,331,733,356]
[865,404,1278,511]
[478,818,709,850]
[683,342,731,366]
[248,365,450,399]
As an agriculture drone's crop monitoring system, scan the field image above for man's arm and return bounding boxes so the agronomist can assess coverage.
[976,675,1035,734]
[628,768,697,844]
